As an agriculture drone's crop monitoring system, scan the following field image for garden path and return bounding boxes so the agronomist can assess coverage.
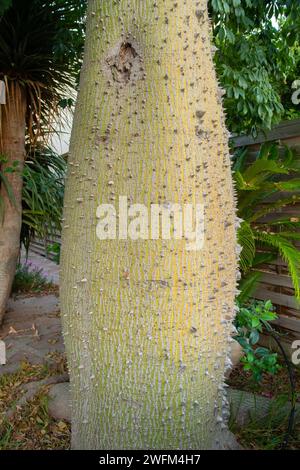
[20,249,60,285]
[0,294,64,375]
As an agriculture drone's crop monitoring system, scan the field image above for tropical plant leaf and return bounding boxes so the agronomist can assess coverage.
[243,159,289,184]
[234,171,253,190]
[279,232,300,241]
[252,251,277,267]
[0,0,82,144]
[20,146,66,249]
[233,147,248,172]
[249,194,300,222]
[282,144,297,167]
[260,217,300,228]
[237,271,262,304]
[272,179,300,192]
[257,142,278,161]
[254,231,300,299]
[238,221,255,273]
[234,142,300,304]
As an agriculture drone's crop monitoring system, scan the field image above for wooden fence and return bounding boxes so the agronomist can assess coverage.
[232,119,300,351]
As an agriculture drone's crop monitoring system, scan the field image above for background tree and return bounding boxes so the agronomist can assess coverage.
[0,0,84,322]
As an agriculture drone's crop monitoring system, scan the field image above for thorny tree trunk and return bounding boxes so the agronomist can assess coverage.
[61,0,239,449]
[0,83,26,323]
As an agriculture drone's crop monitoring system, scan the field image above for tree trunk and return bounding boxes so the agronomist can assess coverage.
[0,82,26,323]
[61,0,238,449]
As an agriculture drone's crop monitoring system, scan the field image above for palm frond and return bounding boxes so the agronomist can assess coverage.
[257,141,279,161]
[0,0,82,144]
[237,271,262,304]
[242,159,289,185]
[238,221,255,273]
[249,194,300,222]
[259,216,300,229]
[232,147,248,172]
[21,145,66,249]
[254,230,300,299]
[234,142,300,303]
[279,232,300,241]
[252,251,277,266]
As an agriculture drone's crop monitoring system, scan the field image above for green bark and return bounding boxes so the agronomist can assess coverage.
[61,0,238,449]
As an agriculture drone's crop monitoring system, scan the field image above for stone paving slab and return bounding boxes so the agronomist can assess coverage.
[0,294,64,375]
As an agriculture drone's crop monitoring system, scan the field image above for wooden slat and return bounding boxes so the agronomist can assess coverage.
[262,257,288,267]
[232,119,300,147]
[255,287,300,311]
[259,332,300,357]
[260,272,294,289]
[273,315,300,333]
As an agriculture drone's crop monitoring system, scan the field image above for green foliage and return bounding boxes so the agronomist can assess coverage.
[230,393,300,450]
[0,0,85,142]
[237,220,255,272]
[2,0,297,137]
[235,142,300,301]
[21,147,66,252]
[0,0,11,16]
[46,242,61,265]
[209,0,300,135]
[235,300,281,381]
[237,271,262,305]
[0,0,83,229]
[12,262,53,294]
[1,147,65,251]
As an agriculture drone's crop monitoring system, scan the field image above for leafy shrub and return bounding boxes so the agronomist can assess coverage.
[12,263,53,294]
[234,300,281,381]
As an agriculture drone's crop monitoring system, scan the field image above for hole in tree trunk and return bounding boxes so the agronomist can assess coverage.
[107,42,138,83]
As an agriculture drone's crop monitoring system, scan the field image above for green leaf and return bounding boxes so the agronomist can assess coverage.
[0,0,11,16]
[254,231,300,299]
[251,317,261,329]
[238,221,255,272]
[249,329,260,345]
[252,252,276,267]
[243,159,289,184]
[255,347,269,357]
[237,271,262,303]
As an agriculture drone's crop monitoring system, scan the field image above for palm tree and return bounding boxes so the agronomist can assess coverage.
[0,0,84,322]
[61,0,238,449]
